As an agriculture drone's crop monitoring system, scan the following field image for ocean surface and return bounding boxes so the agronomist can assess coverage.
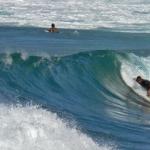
[1,1,150,150]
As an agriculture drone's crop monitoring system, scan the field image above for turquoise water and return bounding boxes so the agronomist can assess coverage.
[2,0,150,149]
[0,26,150,150]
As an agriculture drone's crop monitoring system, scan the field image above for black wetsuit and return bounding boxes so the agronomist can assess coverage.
[140,80,150,90]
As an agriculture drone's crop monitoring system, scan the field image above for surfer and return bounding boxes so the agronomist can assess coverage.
[48,23,59,32]
[135,76,150,96]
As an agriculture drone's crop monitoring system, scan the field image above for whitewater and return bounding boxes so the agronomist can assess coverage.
[1,0,150,32]
[0,105,111,150]
[1,1,150,150]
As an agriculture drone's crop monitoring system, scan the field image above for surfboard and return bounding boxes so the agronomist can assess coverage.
[44,30,49,32]
[126,79,150,102]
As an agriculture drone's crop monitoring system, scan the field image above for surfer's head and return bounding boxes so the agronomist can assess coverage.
[51,23,55,28]
[136,76,142,83]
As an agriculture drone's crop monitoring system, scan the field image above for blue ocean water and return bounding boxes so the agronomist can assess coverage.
[1,1,150,150]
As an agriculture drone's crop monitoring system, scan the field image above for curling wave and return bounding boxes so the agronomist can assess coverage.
[0,51,150,149]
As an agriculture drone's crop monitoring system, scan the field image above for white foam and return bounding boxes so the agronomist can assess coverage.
[0,104,114,150]
[120,54,150,101]
[73,30,79,35]
[21,52,28,60]
[2,53,13,65]
[0,0,150,32]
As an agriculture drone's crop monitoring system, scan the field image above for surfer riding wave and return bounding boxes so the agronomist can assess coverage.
[135,76,150,97]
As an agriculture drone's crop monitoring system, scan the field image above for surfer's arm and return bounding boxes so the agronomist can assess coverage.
[147,90,150,97]
[47,28,59,33]
[54,28,59,33]
[48,28,52,32]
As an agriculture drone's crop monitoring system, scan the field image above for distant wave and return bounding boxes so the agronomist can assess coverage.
[1,0,150,32]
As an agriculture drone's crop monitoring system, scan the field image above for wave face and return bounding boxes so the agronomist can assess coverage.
[0,51,150,149]
[1,0,150,32]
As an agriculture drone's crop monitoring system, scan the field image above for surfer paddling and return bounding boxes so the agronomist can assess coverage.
[48,23,59,33]
[135,76,150,96]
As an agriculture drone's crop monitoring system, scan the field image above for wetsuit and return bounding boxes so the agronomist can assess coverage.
[140,80,150,90]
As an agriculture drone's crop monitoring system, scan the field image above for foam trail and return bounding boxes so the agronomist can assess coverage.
[0,104,113,150]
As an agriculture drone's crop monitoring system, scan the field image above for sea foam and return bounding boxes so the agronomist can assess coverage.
[0,0,150,32]
[0,104,114,150]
